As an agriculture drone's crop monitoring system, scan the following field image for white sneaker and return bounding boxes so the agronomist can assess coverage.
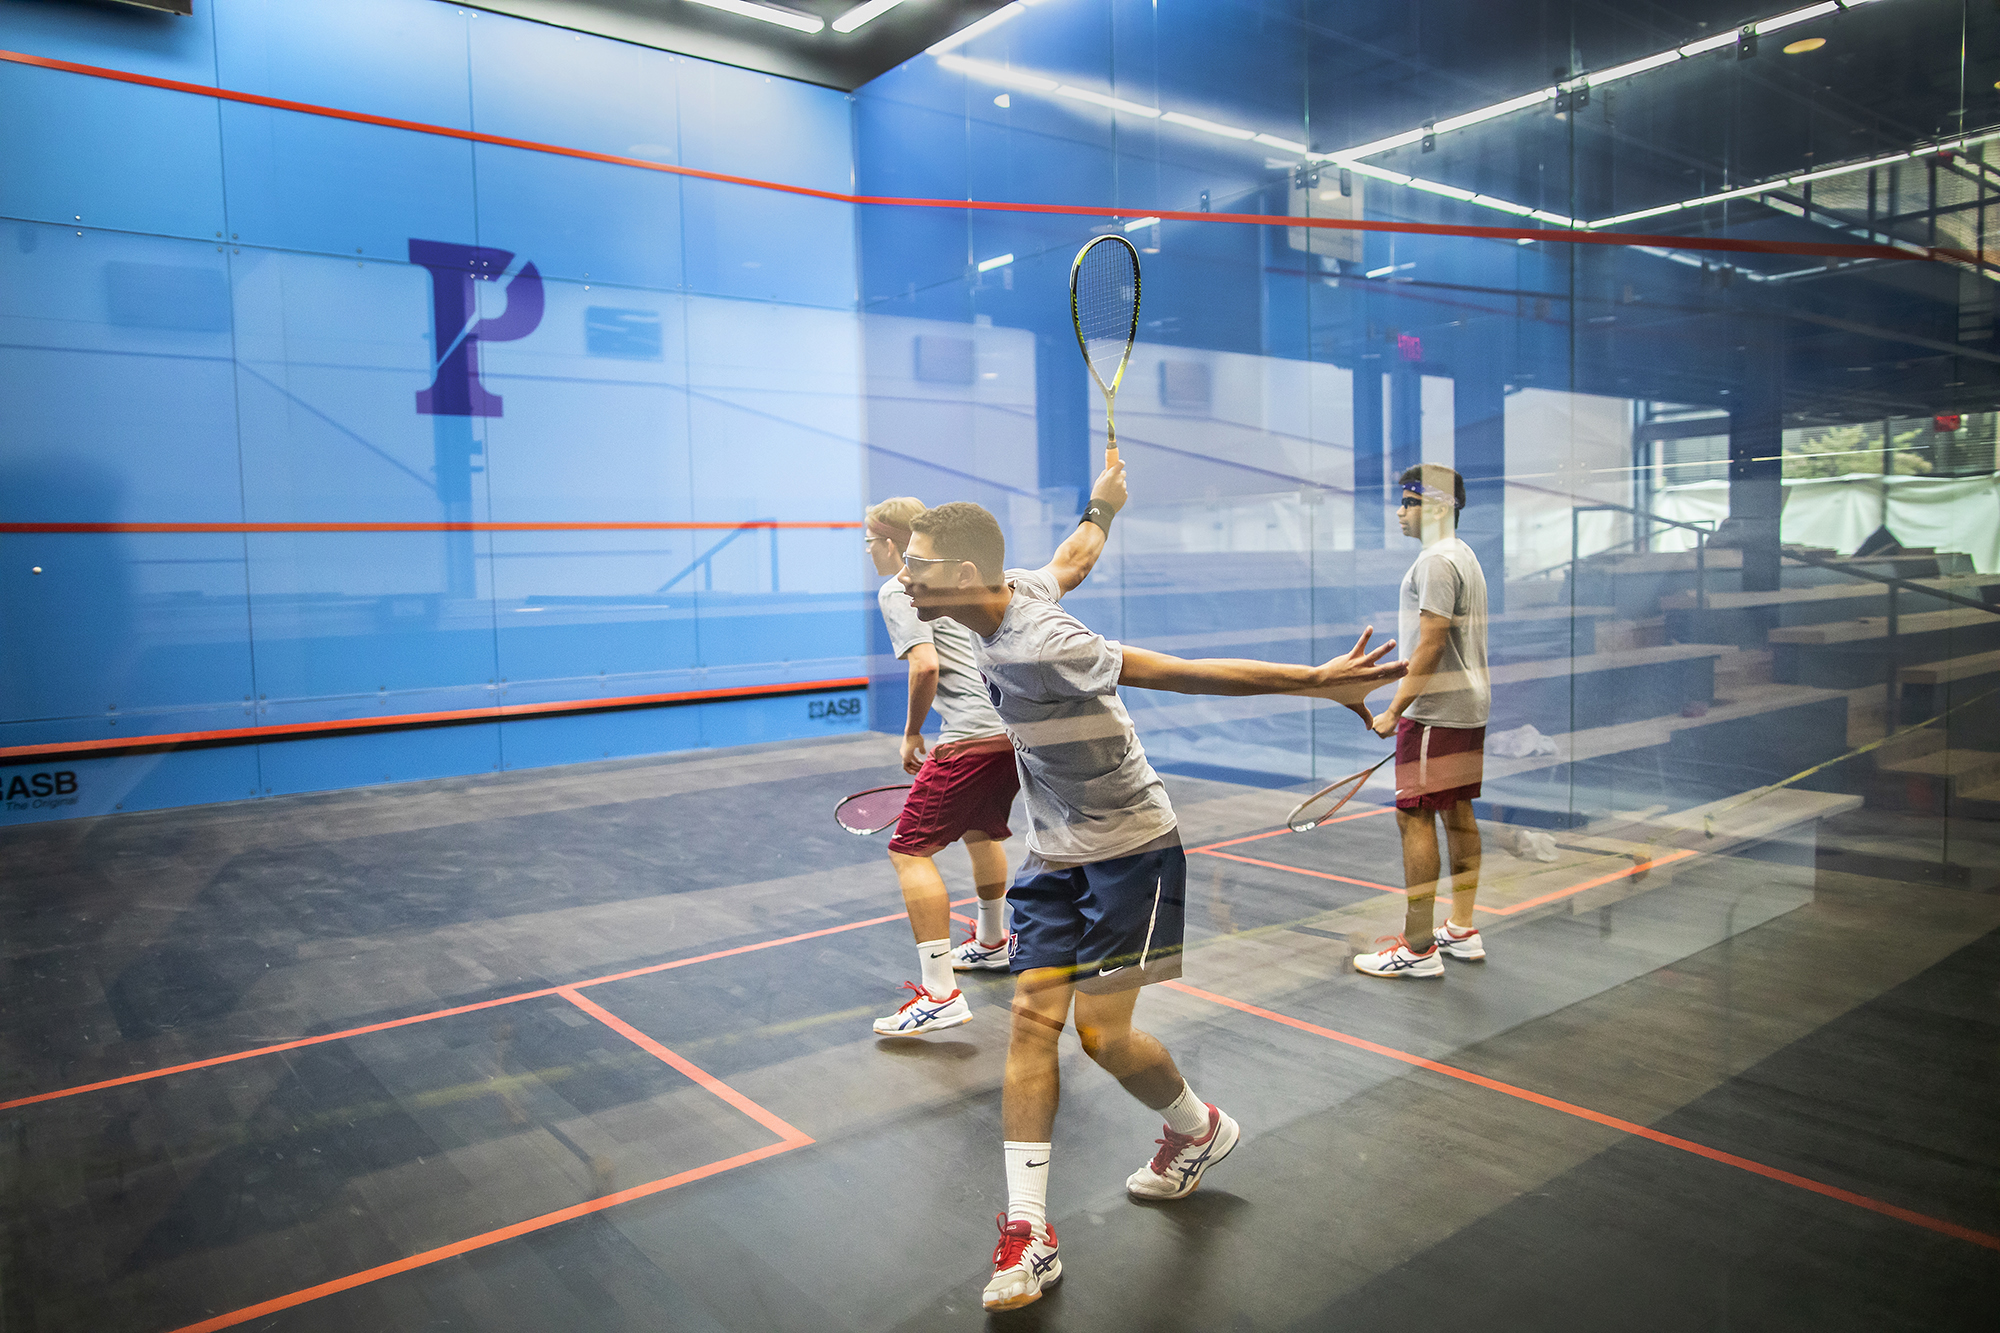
[952,933,1012,971]
[1353,936,1445,979]
[872,983,971,1036]
[1125,1104,1240,1200]
[982,1214,1061,1311]
[1435,922,1486,961]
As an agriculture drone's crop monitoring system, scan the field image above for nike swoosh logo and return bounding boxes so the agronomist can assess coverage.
[927,952,949,960]
[1098,965,1125,977]
[1023,1159,1047,1168]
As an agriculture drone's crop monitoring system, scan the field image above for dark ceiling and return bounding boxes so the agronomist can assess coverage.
[466,0,1014,90]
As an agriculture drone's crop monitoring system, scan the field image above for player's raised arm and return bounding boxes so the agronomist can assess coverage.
[1117,628,1405,712]
[1044,459,1128,595]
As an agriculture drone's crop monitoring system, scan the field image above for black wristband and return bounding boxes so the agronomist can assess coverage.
[1081,501,1115,534]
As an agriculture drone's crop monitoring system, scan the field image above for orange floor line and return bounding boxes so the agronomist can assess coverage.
[1478,849,1698,916]
[163,1137,809,1333]
[1191,848,1404,895]
[2,899,977,1113]
[559,988,811,1145]
[1187,803,1395,854]
[1164,980,2000,1253]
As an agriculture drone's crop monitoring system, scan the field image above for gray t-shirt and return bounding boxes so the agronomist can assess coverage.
[1398,536,1491,727]
[969,567,1176,863]
[878,577,1006,744]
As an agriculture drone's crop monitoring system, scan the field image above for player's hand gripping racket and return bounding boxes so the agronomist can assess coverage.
[1285,755,1394,833]
[1070,234,1141,467]
[834,784,911,836]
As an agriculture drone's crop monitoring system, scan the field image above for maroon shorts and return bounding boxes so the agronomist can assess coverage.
[1395,718,1486,812]
[887,736,1019,855]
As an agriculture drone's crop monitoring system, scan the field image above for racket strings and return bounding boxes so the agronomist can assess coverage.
[1074,241,1139,382]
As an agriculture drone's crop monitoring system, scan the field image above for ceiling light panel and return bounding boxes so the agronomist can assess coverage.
[685,0,824,34]
[832,0,909,34]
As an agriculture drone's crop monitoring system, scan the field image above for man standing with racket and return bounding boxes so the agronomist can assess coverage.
[862,498,1020,1038]
[1354,463,1491,979]
[897,478,1403,1311]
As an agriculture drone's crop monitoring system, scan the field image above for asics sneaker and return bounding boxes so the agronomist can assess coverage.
[1434,922,1486,961]
[872,982,971,1036]
[1353,935,1444,979]
[1125,1103,1240,1201]
[982,1214,1061,1311]
[952,933,1012,971]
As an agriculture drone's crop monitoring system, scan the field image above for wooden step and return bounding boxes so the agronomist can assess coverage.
[1871,747,2000,814]
[1901,648,2000,688]
[1661,572,1989,613]
[1768,606,2000,646]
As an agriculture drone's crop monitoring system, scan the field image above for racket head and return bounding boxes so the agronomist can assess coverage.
[834,784,912,836]
[1285,755,1393,832]
[1069,234,1141,400]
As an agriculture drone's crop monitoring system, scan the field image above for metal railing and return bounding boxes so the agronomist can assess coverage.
[657,523,782,594]
[1560,495,1997,734]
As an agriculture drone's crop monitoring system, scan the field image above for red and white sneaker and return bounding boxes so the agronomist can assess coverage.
[871,982,971,1036]
[1353,935,1444,978]
[1125,1103,1240,1200]
[1435,922,1486,961]
[951,933,1011,971]
[982,1214,1061,1311]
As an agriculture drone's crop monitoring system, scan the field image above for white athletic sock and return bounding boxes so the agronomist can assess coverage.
[1159,1081,1211,1138]
[917,939,954,999]
[977,896,1008,946]
[1004,1141,1052,1229]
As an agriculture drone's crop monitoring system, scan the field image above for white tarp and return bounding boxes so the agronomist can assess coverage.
[1650,474,2000,573]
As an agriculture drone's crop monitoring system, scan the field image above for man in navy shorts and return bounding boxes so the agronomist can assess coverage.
[898,462,1406,1311]
[1359,463,1492,979]
[863,497,1020,1038]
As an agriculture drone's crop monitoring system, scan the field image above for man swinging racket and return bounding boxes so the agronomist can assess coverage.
[863,498,1020,1038]
[897,469,1406,1312]
[1354,463,1492,979]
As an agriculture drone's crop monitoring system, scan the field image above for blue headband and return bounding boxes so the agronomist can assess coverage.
[1402,482,1461,509]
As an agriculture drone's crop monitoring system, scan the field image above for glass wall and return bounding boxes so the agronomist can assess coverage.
[856,0,2000,863]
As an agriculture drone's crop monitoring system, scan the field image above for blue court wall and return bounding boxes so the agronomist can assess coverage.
[0,0,870,825]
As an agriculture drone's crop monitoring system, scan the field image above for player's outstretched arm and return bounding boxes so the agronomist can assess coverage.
[1119,628,1406,705]
[1044,460,1128,595]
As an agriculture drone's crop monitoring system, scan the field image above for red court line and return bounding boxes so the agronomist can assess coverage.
[0,520,861,534]
[0,46,1960,266]
[1479,849,1699,916]
[1189,803,1396,853]
[559,988,811,1145]
[167,1012,812,1333]
[1163,980,2000,1253]
[0,676,869,763]
[1193,849,1404,895]
[0,899,976,1113]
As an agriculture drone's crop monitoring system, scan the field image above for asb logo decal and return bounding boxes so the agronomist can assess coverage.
[409,239,545,417]
[5,770,78,811]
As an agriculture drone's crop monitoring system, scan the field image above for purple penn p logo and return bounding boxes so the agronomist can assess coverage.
[409,239,545,417]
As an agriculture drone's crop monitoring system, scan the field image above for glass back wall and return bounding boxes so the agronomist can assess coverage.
[855,0,2000,854]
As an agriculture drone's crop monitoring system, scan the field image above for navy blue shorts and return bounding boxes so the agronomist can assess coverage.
[1006,831,1185,993]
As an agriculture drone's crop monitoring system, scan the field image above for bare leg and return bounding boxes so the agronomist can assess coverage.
[1441,800,1481,927]
[1003,968,1074,1141]
[1396,807,1444,951]
[1073,986,1186,1110]
[962,831,1011,902]
[888,848,951,944]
